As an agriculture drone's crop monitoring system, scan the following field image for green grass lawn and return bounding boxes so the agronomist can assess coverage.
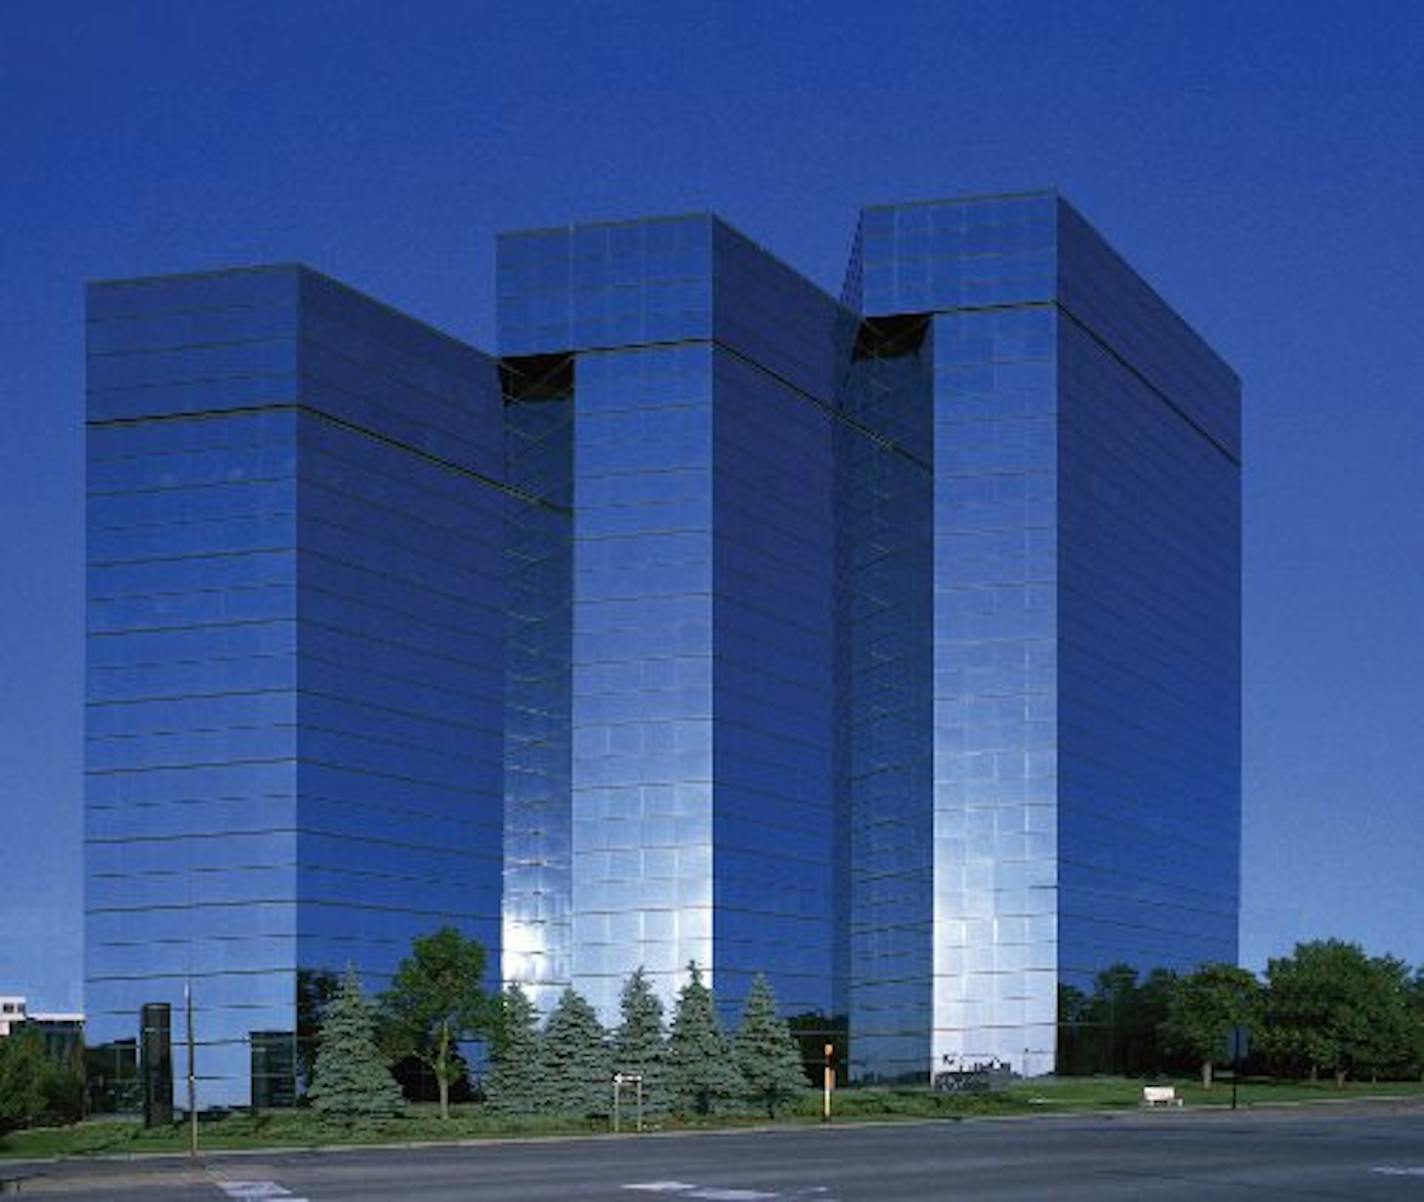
[1006,1075,1424,1110]
[6,1077,1424,1160]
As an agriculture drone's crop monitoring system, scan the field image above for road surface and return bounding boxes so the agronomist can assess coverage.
[7,1100,1424,1200]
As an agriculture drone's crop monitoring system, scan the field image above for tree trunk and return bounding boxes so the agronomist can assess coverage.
[1334,1066,1347,1088]
[1309,1064,1318,1082]
[1201,1060,1213,1089]
[437,1022,451,1119]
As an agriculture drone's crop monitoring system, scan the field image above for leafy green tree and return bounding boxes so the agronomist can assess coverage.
[0,1028,82,1136]
[381,927,489,1119]
[484,983,544,1115]
[44,1039,86,1126]
[1163,963,1261,1087]
[668,963,742,1116]
[612,968,669,1116]
[1354,955,1413,1082]
[1263,939,1388,1085]
[308,967,404,1117]
[0,1031,49,1136]
[732,975,808,1117]
[537,987,610,1118]
[1408,970,1424,1083]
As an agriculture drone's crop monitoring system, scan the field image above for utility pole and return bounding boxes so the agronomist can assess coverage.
[185,981,197,1159]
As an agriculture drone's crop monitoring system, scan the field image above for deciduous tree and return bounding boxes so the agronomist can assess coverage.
[1354,955,1413,1082]
[1164,962,1260,1087]
[381,927,489,1119]
[1264,939,1379,1085]
[1408,971,1424,1083]
[0,1028,82,1135]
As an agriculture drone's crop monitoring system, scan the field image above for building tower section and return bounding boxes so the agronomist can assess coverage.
[85,267,508,1105]
[857,191,1240,1076]
[497,215,861,1024]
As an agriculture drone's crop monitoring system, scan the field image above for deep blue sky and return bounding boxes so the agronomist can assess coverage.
[3,1,1421,1012]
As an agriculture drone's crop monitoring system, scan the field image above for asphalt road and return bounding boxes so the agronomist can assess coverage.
[9,1102,1424,1201]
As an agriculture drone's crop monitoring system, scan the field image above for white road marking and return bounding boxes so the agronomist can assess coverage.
[1372,1166,1424,1176]
[687,1191,778,1201]
[214,1181,308,1201]
[623,1182,834,1201]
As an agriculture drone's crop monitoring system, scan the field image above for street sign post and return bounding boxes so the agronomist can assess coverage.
[612,1072,644,1133]
[1225,1026,1251,1111]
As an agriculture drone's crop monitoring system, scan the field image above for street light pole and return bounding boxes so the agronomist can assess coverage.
[185,980,197,1159]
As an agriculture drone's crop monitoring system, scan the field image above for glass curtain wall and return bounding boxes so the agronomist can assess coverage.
[501,355,575,1014]
[86,269,305,1108]
[496,216,847,1024]
[86,267,507,1106]
[86,193,1240,1100]
[1054,201,1240,1065]
[857,192,1240,1077]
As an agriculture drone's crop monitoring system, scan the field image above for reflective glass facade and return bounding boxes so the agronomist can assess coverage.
[496,217,849,1023]
[836,327,936,1081]
[86,191,1239,1100]
[858,191,1239,1077]
[500,355,575,1015]
[85,267,507,1106]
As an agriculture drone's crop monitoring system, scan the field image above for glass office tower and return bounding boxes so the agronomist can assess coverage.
[85,191,1240,1100]
[497,216,857,1024]
[857,191,1240,1077]
[85,267,508,1106]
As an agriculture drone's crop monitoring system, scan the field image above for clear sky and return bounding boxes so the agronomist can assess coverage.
[3,1,1421,1012]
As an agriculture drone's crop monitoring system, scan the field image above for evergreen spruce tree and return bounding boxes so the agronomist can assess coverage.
[307,966,404,1117]
[668,962,743,1116]
[484,983,544,1115]
[613,967,670,1116]
[733,974,810,1117]
[537,987,611,1118]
